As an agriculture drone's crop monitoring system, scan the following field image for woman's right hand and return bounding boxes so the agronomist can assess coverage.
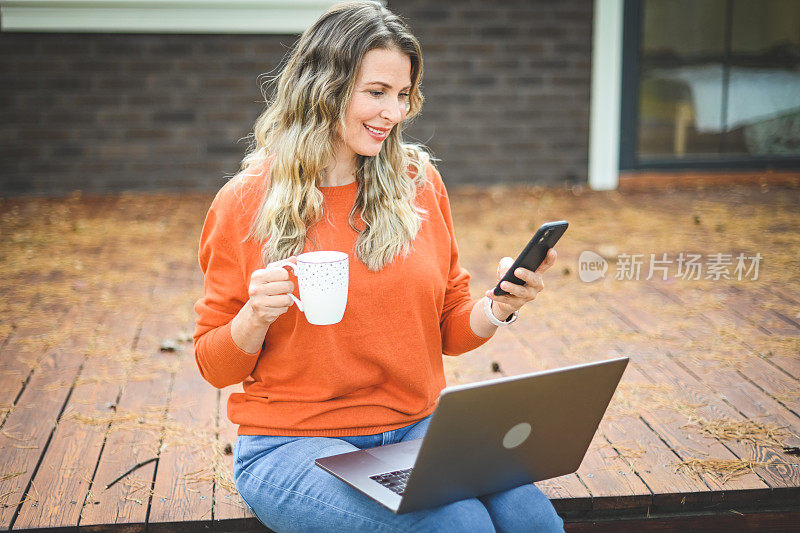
[231,258,297,354]
[246,258,297,327]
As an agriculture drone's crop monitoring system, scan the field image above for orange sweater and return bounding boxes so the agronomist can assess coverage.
[193,163,491,436]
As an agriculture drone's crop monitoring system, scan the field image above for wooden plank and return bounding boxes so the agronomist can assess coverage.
[212,386,255,530]
[4,187,796,529]
[0,326,11,354]
[617,170,800,190]
[522,293,654,509]
[464,268,558,377]
[639,283,800,420]
[12,285,148,530]
[0,197,119,432]
[0,305,73,430]
[719,285,800,336]
[574,430,652,511]
[482,249,780,503]
[536,474,592,516]
[621,363,770,499]
[637,359,798,496]
[451,268,565,379]
[550,290,773,504]
[714,285,800,380]
[445,340,505,386]
[728,304,798,381]
[597,289,799,501]
[0,196,125,528]
[449,325,555,383]
[503,320,566,375]
[564,508,800,532]
[599,409,714,511]
[500,317,592,508]
[647,283,800,379]
[77,276,183,531]
[502,307,595,510]
[771,285,800,307]
[658,356,800,494]
[510,309,598,512]
[511,306,645,512]
[0,304,106,529]
[612,286,800,447]
[73,197,201,532]
[551,372,653,508]
[630,294,800,492]
[148,271,216,532]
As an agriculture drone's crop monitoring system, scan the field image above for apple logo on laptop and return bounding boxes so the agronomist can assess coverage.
[502,422,532,449]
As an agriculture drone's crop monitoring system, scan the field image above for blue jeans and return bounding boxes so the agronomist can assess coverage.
[233,415,564,532]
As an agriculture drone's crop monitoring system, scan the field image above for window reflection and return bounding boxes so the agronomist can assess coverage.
[637,0,800,161]
[730,0,800,155]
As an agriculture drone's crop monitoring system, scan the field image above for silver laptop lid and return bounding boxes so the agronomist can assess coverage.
[396,356,628,513]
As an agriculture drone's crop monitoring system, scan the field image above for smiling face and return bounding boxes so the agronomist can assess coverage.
[338,47,412,161]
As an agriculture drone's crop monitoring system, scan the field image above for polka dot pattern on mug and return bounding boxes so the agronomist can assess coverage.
[298,259,348,291]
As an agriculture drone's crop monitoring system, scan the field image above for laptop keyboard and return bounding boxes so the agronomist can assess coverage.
[369,468,412,495]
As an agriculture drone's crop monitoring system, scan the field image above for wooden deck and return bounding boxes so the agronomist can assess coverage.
[1,185,799,531]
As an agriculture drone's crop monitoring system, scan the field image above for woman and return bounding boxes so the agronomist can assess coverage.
[194,1,563,531]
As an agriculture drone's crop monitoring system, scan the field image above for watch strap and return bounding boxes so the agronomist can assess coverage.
[483,297,518,327]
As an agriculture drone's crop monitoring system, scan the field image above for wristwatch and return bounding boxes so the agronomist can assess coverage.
[483,297,518,327]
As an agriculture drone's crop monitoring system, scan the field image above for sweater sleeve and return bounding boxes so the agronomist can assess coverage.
[193,190,260,389]
[429,166,494,355]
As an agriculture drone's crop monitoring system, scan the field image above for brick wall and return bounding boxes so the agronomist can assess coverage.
[0,0,593,196]
[393,0,593,187]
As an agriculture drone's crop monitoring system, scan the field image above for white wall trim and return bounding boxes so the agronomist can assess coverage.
[588,0,624,190]
[0,0,347,34]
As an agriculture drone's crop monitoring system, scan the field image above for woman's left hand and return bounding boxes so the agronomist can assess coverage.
[485,248,557,321]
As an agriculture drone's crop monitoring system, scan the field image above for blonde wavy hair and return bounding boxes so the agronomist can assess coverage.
[239,0,434,271]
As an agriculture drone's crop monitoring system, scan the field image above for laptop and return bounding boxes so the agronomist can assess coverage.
[315,356,628,514]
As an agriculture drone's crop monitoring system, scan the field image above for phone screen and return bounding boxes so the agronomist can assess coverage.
[493,221,568,296]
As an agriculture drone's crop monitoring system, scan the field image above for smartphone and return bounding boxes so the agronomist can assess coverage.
[493,220,568,296]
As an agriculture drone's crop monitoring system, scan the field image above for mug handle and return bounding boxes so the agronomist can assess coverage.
[267,258,303,312]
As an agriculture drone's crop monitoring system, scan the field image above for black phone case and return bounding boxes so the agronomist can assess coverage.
[493,221,568,296]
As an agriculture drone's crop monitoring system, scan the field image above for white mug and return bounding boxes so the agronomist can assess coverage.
[270,251,349,325]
